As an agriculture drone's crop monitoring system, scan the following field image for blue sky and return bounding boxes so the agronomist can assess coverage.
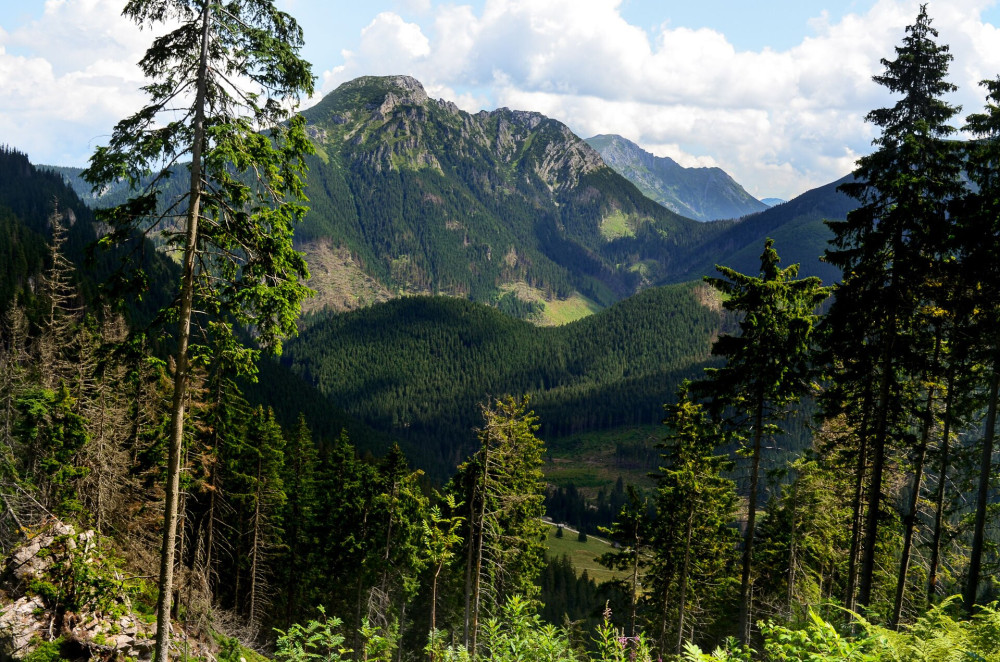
[2,1,1000,199]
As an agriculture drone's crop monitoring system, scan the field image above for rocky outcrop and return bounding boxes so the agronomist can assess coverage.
[0,521,157,661]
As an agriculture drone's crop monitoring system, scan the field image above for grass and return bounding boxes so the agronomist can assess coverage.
[544,425,661,496]
[542,521,622,585]
[537,292,602,326]
[599,210,635,241]
[498,282,602,326]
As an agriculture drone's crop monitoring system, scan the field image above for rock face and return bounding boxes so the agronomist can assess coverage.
[0,520,157,661]
[294,75,717,310]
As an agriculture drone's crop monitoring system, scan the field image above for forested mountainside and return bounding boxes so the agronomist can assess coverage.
[662,175,857,285]
[0,147,175,324]
[292,75,729,311]
[282,283,732,477]
[46,76,856,324]
[585,134,768,221]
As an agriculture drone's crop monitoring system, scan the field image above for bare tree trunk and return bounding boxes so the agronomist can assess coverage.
[892,335,940,627]
[965,357,999,614]
[154,3,210,658]
[676,506,694,656]
[470,453,489,660]
[787,482,797,619]
[845,405,870,614]
[926,366,956,608]
[249,454,263,628]
[738,401,764,645]
[858,325,896,610]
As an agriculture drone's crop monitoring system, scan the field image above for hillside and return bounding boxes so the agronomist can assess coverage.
[585,134,768,221]
[282,282,729,477]
[0,148,176,325]
[664,175,857,285]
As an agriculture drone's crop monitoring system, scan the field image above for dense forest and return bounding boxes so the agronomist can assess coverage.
[3,3,1000,662]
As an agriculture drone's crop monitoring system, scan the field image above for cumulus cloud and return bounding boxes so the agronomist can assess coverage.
[0,0,151,165]
[319,0,1000,199]
[7,0,1000,198]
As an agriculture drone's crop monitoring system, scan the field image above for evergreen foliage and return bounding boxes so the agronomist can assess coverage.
[698,239,829,642]
[284,283,724,478]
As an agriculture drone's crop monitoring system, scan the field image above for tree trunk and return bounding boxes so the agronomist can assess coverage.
[470,451,489,660]
[676,505,694,656]
[787,482,797,618]
[154,4,210,659]
[430,565,441,662]
[857,321,896,609]
[892,334,940,627]
[738,400,764,644]
[926,366,956,608]
[249,454,263,628]
[965,356,999,613]
[845,399,871,614]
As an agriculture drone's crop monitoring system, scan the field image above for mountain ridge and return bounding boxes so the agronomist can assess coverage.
[585,133,768,221]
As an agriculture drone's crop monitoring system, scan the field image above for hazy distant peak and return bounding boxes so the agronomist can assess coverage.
[585,134,767,222]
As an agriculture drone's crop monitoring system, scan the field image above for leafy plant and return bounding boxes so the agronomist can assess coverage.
[274,606,351,662]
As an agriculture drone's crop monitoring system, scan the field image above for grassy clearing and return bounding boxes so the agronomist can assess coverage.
[544,425,661,496]
[542,521,621,585]
[538,293,602,326]
[599,210,635,241]
[499,282,602,326]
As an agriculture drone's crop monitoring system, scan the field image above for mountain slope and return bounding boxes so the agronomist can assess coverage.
[283,282,729,476]
[294,76,725,313]
[585,134,767,221]
[668,175,857,285]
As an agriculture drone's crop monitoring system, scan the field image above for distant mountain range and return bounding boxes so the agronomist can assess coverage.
[584,134,768,222]
[761,197,786,207]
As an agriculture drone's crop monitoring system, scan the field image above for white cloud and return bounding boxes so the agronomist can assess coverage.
[9,0,1000,199]
[0,0,149,165]
[317,0,1000,199]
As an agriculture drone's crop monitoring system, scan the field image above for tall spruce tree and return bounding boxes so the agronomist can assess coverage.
[961,77,1000,613]
[82,0,314,657]
[823,4,963,615]
[699,239,828,643]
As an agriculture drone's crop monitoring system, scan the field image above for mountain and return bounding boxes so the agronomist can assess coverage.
[760,197,786,207]
[585,134,768,221]
[664,175,856,286]
[0,147,177,324]
[46,76,855,323]
[292,76,727,318]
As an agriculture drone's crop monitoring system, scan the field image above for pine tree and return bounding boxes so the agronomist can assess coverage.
[454,395,547,657]
[698,240,828,642]
[960,76,1000,613]
[82,0,314,655]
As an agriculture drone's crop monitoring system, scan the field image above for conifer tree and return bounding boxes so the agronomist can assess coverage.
[648,384,737,655]
[960,76,1000,613]
[455,395,547,657]
[823,4,963,614]
[83,0,314,656]
[699,240,828,642]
